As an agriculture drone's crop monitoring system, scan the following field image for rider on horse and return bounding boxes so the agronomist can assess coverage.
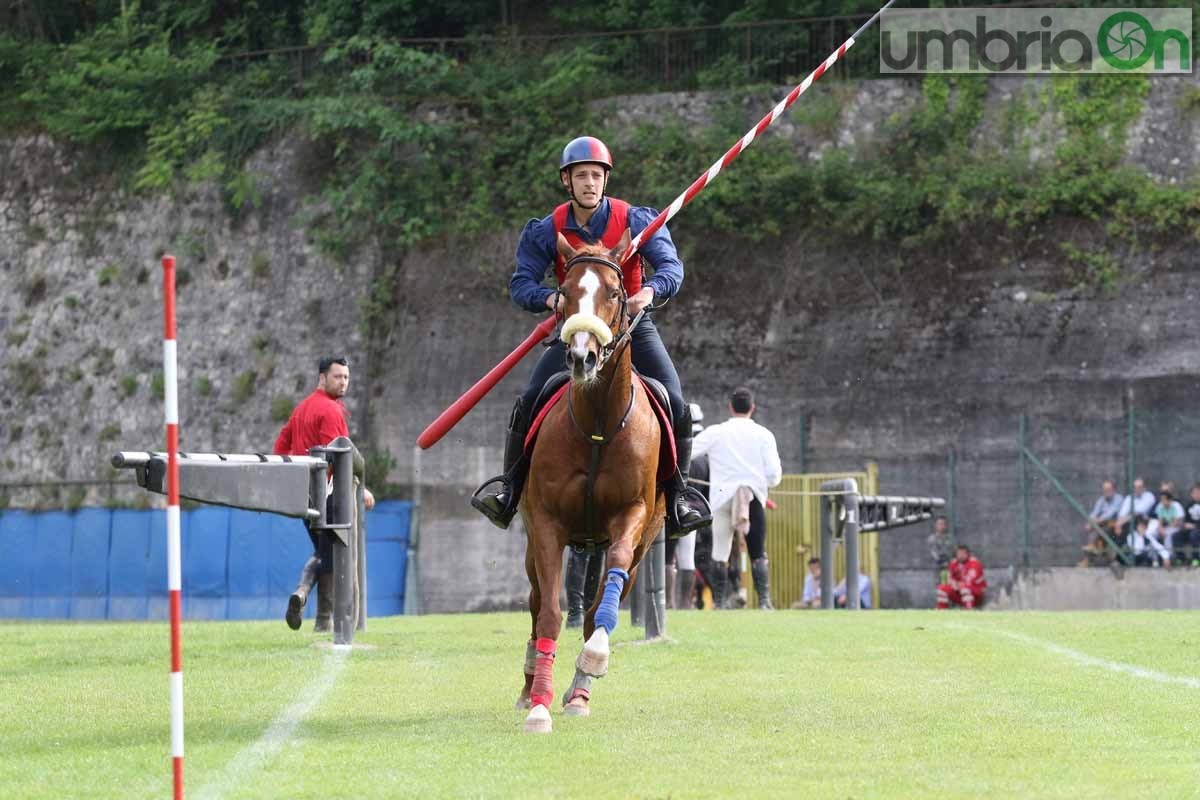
[472,135,712,538]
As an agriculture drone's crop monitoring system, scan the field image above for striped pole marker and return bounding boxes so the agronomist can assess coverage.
[624,0,899,263]
[162,254,184,800]
[414,0,899,449]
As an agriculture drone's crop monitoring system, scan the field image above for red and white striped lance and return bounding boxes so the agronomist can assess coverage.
[624,0,899,264]
[162,254,184,800]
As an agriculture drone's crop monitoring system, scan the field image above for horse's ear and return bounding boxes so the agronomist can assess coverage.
[556,233,577,261]
[609,229,632,263]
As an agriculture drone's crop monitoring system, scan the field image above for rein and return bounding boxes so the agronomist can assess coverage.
[559,251,643,544]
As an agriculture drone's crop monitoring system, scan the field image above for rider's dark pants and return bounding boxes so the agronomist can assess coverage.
[521,316,685,427]
[745,498,767,561]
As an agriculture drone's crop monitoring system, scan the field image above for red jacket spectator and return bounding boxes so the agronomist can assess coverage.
[937,546,986,610]
[273,389,348,456]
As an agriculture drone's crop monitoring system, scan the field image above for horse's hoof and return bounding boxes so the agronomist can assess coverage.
[514,694,531,711]
[576,647,609,677]
[576,628,610,677]
[562,697,590,717]
[523,704,552,734]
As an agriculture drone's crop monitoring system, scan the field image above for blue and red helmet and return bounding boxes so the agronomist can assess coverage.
[559,136,613,172]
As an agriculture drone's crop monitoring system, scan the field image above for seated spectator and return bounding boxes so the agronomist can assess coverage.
[1180,484,1200,567]
[1129,514,1170,567]
[794,557,822,609]
[1149,487,1183,568]
[833,572,872,609]
[1114,477,1157,538]
[936,544,987,610]
[1081,479,1123,556]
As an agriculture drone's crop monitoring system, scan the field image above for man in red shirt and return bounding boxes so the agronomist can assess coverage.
[936,545,987,610]
[275,356,374,631]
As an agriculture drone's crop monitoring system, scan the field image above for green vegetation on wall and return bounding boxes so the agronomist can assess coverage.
[4,5,1195,281]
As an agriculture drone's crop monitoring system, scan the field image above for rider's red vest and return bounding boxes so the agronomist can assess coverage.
[552,199,642,297]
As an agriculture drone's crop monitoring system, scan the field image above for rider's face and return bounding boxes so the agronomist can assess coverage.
[562,164,608,209]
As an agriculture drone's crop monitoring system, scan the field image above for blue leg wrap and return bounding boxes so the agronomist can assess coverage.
[593,568,629,635]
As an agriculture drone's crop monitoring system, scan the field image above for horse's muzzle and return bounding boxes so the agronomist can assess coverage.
[566,337,599,380]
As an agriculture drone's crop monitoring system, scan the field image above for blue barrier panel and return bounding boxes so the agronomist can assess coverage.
[1,502,412,621]
[147,510,170,621]
[184,507,230,620]
[108,510,154,620]
[269,515,314,610]
[0,511,37,617]
[33,512,74,617]
[69,509,111,620]
[367,500,411,617]
[227,510,273,620]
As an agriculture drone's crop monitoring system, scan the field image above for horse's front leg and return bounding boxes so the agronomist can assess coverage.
[567,504,648,714]
[516,547,539,711]
[523,514,567,734]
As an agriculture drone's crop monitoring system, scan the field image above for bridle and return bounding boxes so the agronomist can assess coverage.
[557,252,631,370]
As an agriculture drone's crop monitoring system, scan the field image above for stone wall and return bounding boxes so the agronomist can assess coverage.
[989,566,1200,611]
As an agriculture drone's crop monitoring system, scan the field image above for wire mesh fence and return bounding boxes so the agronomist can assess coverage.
[864,407,1200,574]
[214,0,1164,100]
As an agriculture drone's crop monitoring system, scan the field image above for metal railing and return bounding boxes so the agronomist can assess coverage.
[215,0,1159,96]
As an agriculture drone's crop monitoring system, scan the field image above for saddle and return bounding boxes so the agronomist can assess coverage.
[523,371,676,482]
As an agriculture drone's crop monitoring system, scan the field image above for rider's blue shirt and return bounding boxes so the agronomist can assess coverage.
[508,197,684,313]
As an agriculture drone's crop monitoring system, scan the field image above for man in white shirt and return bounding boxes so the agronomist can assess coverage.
[693,386,783,609]
[1115,477,1157,536]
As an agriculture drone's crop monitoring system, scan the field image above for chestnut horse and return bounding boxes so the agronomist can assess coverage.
[515,231,667,734]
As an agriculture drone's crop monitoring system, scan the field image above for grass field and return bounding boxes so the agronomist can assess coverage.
[3,610,1199,799]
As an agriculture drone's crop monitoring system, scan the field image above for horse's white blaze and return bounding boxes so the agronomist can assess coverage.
[571,331,591,361]
[578,268,600,317]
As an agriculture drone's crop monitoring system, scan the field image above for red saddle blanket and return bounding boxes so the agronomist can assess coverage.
[524,375,676,483]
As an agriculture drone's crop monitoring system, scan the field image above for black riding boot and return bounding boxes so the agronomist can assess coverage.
[666,404,712,538]
[471,396,530,529]
[751,557,774,610]
[564,548,590,629]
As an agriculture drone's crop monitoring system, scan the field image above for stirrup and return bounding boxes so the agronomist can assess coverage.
[471,475,518,529]
[667,485,711,538]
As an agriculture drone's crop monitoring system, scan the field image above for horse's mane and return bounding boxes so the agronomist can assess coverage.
[571,241,612,257]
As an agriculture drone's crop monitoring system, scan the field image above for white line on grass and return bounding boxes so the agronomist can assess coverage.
[950,623,1200,689]
[194,647,349,800]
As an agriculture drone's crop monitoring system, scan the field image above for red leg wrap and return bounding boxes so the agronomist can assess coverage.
[530,638,557,709]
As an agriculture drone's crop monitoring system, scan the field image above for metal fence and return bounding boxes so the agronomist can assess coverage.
[764,465,880,609]
[883,407,1200,572]
[218,0,1159,97]
[218,17,874,98]
[0,478,142,511]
